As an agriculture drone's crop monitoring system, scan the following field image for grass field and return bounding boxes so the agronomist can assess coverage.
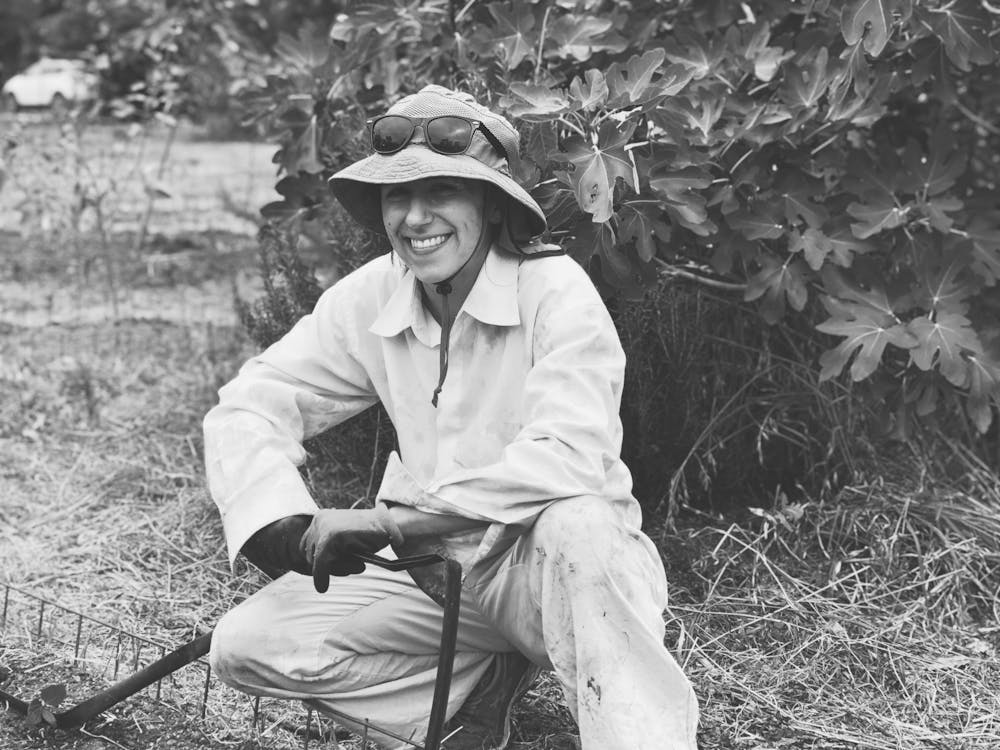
[0,114,278,239]
[1,118,1000,750]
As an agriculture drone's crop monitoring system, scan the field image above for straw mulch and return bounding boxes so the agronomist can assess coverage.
[660,452,1000,749]
[2,310,999,749]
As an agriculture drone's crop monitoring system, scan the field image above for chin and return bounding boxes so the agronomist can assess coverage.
[409,254,467,281]
[416,270,454,286]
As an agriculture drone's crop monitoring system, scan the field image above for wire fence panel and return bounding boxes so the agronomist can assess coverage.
[0,582,428,749]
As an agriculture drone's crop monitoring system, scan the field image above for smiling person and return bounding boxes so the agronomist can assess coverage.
[203,85,699,750]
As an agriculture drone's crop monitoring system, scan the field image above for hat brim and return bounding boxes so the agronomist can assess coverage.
[328,148,547,239]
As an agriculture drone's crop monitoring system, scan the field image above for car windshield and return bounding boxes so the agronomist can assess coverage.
[23,59,84,75]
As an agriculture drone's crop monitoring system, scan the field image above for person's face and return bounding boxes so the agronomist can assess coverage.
[381,177,488,283]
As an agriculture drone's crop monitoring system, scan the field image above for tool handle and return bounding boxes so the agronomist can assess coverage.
[422,558,463,750]
[55,632,213,728]
[354,551,448,572]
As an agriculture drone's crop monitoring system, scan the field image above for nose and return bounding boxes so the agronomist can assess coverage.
[404,194,432,228]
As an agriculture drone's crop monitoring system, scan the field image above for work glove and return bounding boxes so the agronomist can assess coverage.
[300,506,404,593]
[241,514,313,578]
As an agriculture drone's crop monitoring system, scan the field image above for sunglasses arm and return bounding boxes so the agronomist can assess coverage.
[476,125,509,163]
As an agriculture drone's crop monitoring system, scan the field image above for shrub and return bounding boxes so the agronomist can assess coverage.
[233,0,1000,516]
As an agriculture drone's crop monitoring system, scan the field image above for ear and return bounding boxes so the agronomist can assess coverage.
[486,187,505,224]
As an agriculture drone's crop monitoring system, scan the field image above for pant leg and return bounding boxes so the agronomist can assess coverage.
[469,496,699,750]
[210,562,514,749]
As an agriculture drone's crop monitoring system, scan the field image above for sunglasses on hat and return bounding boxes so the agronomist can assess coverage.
[368,115,509,162]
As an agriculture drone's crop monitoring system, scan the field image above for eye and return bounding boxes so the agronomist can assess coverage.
[382,185,410,202]
[427,179,461,194]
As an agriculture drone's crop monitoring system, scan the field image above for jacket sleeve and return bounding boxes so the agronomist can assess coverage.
[204,286,379,565]
[377,287,630,531]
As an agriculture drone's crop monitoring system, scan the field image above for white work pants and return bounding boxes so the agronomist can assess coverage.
[210,497,699,749]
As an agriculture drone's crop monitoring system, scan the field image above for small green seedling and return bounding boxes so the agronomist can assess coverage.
[26,683,67,727]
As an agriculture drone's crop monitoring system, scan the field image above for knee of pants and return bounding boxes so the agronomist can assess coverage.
[209,605,258,685]
[207,602,328,687]
[531,495,624,563]
[530,496,667,599]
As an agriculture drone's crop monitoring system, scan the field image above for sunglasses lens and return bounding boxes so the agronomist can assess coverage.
[427,117,474,154]
[371,116,413,153]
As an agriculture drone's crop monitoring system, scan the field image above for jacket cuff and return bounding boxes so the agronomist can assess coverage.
[374,503,405,547]
[375,451,492,521]
[222,491,319,569]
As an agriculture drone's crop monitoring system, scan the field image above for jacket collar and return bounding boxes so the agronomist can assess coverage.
[369,246,521,344]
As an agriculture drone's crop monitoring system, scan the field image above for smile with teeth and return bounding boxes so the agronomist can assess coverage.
[409,234,451,251]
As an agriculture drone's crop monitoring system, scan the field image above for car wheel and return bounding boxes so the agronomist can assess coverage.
[50,92,69,118]
[1,93,17,113]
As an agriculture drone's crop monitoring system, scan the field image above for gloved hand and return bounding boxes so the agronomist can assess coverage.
[241,514,313,577]
[300,506,404,593]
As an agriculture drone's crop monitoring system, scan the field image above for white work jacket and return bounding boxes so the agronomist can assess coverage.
[203,246,641,571]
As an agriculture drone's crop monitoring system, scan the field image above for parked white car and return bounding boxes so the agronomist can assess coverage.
[2,58,99,111]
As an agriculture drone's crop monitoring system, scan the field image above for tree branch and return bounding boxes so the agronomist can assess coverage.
[455,0,478,23]
[955,100,1000,136]
[655,259,747,292]
[533,4,553,84]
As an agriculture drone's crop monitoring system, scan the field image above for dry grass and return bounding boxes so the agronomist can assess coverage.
[0,311,396,749]
[657,455,1000,749]
[2,243,999,749]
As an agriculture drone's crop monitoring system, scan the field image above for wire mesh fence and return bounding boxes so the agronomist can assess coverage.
[1,582,211,713]
[0,581,433,749]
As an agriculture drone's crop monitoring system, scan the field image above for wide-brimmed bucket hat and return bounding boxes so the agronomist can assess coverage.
[328,85,547,240]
